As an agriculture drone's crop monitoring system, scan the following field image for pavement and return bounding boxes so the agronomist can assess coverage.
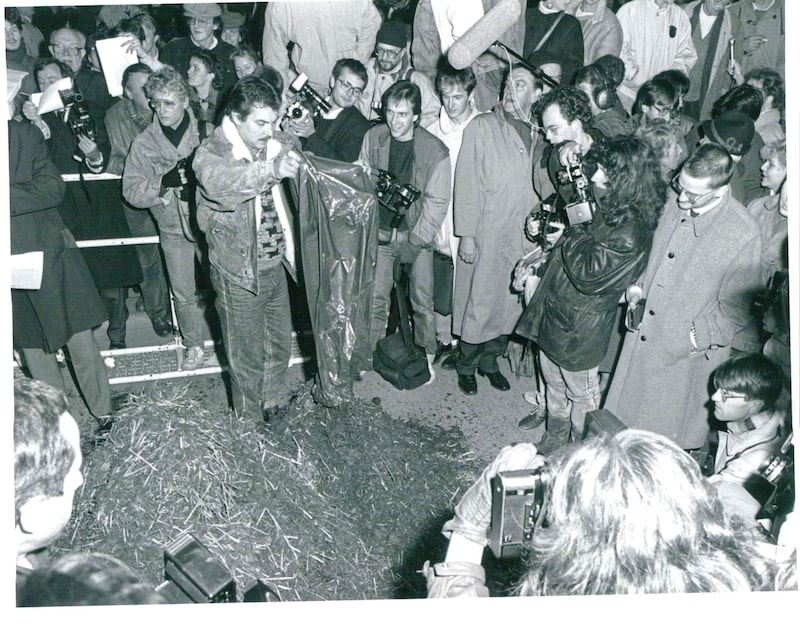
[63,289,542,466]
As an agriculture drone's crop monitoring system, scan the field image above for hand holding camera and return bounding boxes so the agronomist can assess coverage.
[77,134,101,161]
[285,73,330,123]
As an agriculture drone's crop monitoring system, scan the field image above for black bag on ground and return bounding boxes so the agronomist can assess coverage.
[373,261,431,389]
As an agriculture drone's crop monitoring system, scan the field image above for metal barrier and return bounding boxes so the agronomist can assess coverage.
[63,173,309,385]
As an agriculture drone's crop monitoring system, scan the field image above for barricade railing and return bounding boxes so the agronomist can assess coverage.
[61,173,308,384]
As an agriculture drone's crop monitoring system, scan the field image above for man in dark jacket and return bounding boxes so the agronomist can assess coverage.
[284,58,372,163]
[10,119,113,424]
[517,135,666,455]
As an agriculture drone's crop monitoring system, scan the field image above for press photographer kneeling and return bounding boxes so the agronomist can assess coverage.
[424,425,786,596]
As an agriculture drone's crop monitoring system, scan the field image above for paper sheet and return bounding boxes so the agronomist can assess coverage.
[11,251,44,290]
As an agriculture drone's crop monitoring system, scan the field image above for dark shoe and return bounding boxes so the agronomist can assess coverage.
[109,341,126,350]
[536,426,572,456]
[478,369,510,391]
[152,317,173,337]
[135,296,145,313]
[441,349,462,370]
[518,407,547,431]
[94,415,115,434]
[262,405,280,423]
[433,341,454,364]
[458,373,478,395]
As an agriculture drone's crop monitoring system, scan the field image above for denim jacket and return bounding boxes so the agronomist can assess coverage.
[193,116,299,294]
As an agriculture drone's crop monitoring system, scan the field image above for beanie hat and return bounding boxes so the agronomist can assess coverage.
[701,111,754,156]
[221,11,245,29]
[376,20,408,48]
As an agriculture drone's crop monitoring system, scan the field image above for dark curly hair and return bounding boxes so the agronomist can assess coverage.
[585,135,666,231]
[189,49,225,91]
[745,67,784,114]
[712,84,763,121]
[535,87,592,126]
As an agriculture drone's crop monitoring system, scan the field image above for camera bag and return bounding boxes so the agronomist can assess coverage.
[373,260,431,390]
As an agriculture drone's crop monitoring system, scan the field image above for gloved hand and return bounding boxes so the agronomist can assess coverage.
[398,241,421,265]
[161,163,185,188]
[422,561,489,598]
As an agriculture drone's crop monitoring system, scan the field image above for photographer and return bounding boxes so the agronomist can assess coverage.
[23,57,142,353]
[516,135,666,455]
[425,429,784,597]
[359,80,450,381]
[284,58,372,163]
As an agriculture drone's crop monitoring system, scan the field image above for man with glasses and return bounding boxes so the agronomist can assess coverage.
[604,143,762,452]
[358,20,439,128]
[160,4,235,92]
[284,58,371,163]
[123,66,211,370]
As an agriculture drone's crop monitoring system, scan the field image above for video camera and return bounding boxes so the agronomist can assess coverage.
[58,87,96,142]
[488,409,626,559]
[375,169,421,228]
[286,72,331,121]
[155,533,276,603]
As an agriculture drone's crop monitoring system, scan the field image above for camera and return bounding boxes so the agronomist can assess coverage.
[58,87,96,141]
[488,467,548,560]
[155,533,275,603]
[286,72,331,121]
[487,409,627,560]
[530,199,564,251]
[375,169,421,228]
[556,153,596,227]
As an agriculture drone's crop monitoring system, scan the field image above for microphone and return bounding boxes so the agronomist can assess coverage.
[447,0,522,70]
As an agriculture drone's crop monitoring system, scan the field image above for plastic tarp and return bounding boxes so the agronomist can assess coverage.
[291,154,378,407]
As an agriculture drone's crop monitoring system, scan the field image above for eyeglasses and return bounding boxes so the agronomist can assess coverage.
[717,388,747,402]
[650,102,675,119]
[335,77,364,97]
[50,44,84,57]
[149,98,180,112]
[670,174,716,205]
[375,46,402,59]
[186,17,213,27]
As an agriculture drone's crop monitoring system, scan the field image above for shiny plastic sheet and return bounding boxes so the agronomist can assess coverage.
[291,155,378,407]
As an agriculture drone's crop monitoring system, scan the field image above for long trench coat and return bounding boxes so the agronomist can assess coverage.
[603,189,762,450]
[452,107,536,344]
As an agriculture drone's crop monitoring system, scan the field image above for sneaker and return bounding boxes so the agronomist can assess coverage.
[181,345,205,370]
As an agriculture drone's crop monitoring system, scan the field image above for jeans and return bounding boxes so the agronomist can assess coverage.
[211,261,292,420]
[539,349,600,439]
[124,205,169,321]
[159,229,204,348]
[369,233,436,357]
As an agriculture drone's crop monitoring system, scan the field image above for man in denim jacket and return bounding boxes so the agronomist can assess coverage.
[193,76,302,422]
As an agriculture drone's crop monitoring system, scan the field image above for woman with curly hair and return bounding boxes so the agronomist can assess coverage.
[186,49,225,125]
[515,135,666,454]
[517,429,781,594]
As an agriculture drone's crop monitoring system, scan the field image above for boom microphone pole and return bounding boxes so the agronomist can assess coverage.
[491,41,560,90]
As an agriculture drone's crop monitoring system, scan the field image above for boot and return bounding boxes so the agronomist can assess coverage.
[535,416,572,456]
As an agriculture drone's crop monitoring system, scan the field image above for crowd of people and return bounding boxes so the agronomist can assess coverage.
[8,0,794,603]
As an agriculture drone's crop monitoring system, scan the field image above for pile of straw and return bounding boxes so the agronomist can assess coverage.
[55,382,478,601]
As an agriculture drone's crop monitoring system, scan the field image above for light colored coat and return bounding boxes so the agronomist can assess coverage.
[603,189,762,450]
[452,107,536,344]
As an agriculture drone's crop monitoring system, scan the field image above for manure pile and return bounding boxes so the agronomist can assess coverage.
[54,383,480,601]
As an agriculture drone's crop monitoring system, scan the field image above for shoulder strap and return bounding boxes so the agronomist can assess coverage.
[533,13,565,53]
